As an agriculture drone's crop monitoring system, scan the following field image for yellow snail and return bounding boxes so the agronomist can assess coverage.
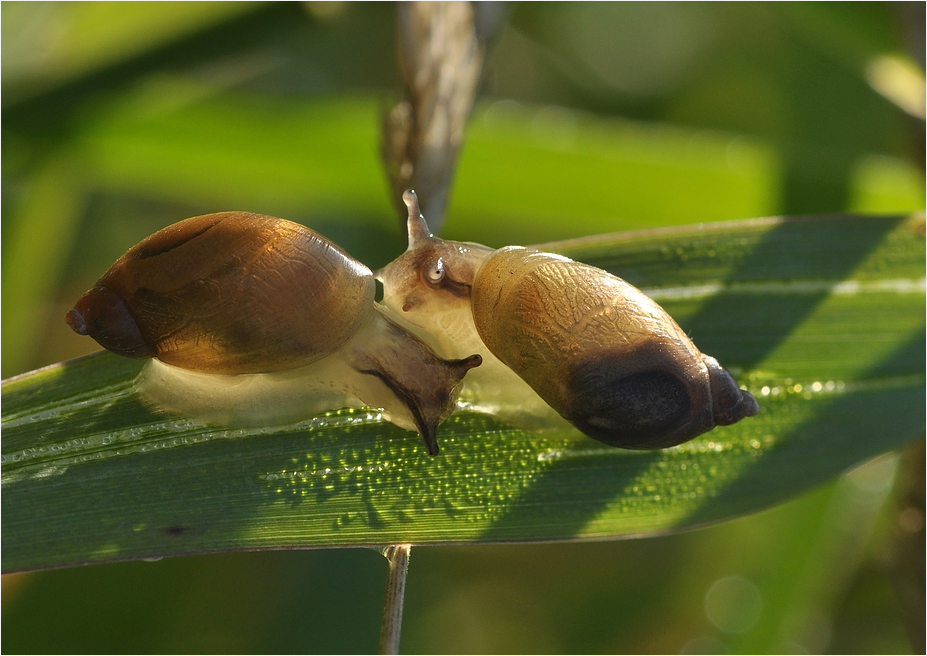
[377,191,759,449]
[65,211,481,456]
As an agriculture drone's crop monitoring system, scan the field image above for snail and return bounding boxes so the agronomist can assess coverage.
[65,211,481,456]
[376,191,759,449]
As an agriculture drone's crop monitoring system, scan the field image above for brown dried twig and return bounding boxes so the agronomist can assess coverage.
[382,1,502,232]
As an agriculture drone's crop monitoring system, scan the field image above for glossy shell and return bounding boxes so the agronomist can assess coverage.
[471,246,755,449]
[66,212,374,374]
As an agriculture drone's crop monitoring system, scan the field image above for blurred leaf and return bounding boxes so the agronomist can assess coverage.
[67,91,781,240]
[76,93,389,220]
[1,156,85,374]
[3,212,923,574]
[1,2,263,103]
[850,155,927,213]
[450,102,780,243]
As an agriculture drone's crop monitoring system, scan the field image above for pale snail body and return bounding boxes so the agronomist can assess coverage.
[135,304,468,442]
[379,274,564,428]
[377,191,759,449]
[66,211,481,456]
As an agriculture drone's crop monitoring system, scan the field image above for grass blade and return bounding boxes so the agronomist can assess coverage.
[3,213,923,573]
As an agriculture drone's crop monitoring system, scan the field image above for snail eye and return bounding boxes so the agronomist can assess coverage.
[424,258,446,286]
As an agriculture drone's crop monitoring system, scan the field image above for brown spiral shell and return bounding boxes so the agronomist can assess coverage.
[470,246,757,449]
[66,212,374,374]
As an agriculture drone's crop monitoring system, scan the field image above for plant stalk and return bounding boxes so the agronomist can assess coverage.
[378,544,412,655]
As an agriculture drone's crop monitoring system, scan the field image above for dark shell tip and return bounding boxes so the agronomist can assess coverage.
[742,390,760,417]
[65,308,88,335]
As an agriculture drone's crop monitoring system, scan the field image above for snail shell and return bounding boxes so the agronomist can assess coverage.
[377,191,759,449]
[66,212,372,374]
[66,211,481,456]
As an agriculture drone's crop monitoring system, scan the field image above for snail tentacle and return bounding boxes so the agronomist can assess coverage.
[346,307,481,456]
[402,189,433,248]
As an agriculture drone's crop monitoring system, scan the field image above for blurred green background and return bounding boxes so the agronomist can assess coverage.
[2,2,923,653]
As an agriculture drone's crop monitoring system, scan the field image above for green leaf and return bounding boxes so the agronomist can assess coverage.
[2,213,924,573]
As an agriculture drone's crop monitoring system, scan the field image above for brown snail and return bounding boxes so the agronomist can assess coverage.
[377,191,759,449]
[66,211,481,456]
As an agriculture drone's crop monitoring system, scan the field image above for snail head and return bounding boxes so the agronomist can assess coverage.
[376,190,492,327]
